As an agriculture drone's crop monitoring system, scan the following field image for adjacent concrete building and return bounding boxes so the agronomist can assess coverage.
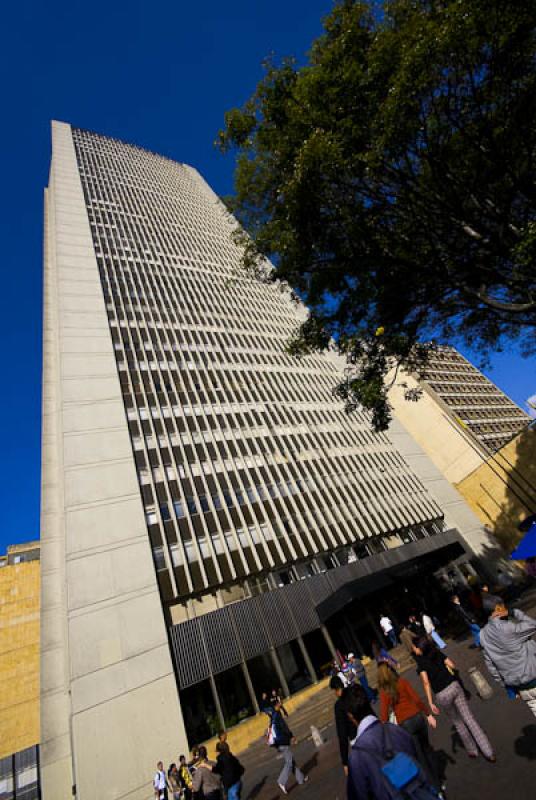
[0,541,41,800]
[41,123,496,800]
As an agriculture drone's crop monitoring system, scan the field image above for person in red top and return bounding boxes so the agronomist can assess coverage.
[377,662,442,791]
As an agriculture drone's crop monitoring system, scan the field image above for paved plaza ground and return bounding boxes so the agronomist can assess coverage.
[237,594,536,800]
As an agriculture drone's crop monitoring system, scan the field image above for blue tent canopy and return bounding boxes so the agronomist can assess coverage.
[511,522,536,560]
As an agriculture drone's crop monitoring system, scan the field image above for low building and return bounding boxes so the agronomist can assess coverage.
[455,424,536,552]
[0,541,41,799]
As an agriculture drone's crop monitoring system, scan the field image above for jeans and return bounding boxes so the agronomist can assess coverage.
[227,780,242,800]
[400,713,441,789]
[359,674,377,702]
[277,745,304,787]
[469,623,481,647]
[387,630,398,648]
[519,686,536,718]
[431,630,446,650]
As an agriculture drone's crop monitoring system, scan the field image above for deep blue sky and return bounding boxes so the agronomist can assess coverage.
[1,1,534,552]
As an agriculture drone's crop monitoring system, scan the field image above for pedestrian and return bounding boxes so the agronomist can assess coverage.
[347,652,378,702]
[260,691,273,717]
[191,746,222,800]
[153,761,169,800]
[377,662,442,790]
[422,612,447,650]
[212,740,244,800]
[168,764,181,800]
[329,674,357,775]
[414,636,496,762]
[481,585,503,618]
[380,614,398,648]
[400,623,418,657]
[271,688,289,717]
[451,595,481,648]
[178,755,193,800]
[371,640,399,669]
[480,601,536,718]
[345,685,432,800]
[268,698,308,794]
[408,614,424,636]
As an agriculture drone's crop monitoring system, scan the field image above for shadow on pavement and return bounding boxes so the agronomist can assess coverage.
[246,775,268,800]
[514,725,536,760]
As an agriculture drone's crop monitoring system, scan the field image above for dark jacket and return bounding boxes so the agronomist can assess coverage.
[453,602,477,627]
[348,719,417,800]
[270,709,293,746]
[334,694,357,767]
[213,752,244,789]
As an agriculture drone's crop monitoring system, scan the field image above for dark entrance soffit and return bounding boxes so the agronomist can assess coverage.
[315,536,467,622]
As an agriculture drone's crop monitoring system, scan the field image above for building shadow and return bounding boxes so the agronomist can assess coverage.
[514,725,536,760]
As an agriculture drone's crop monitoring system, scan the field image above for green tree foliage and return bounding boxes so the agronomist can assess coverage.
[219,0,536,430]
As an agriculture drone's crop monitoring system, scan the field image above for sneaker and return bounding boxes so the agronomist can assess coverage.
[301,776,309,784]
[278,784,288,794]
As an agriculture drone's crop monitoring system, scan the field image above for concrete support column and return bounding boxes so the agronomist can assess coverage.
[320,624,337,659]
[297,635,317,684]
[269,648,290,698]
[240,661,260,714]
[209,674,226,732]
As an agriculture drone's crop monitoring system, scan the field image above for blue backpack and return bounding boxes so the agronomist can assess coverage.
[356,724,440,799]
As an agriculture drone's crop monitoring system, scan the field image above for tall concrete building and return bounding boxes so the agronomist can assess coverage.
[41,122,495,800]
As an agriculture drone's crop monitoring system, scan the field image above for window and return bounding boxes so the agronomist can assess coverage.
[173,500,185,519]
[186,496,198,515]
[160,504,171,522]
[199,494,210,513]
[145,510,157,525]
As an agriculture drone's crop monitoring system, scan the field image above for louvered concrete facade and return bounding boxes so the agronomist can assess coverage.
[422,346,530,453]
[41,122,492,800]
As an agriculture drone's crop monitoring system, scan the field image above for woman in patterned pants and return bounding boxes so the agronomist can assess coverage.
[414,637,496,761]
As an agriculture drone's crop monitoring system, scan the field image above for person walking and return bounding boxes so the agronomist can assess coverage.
[153,761,169,800]
[380,614,398,648]
[377,662,442,790]
[191,746,222,800]
[400,623,418,657]
[414,636,496,762]
[347,652,378,702]
[481,585,503,618]
[480,601,536,717]
[451,595,481,648]
[167,764,182,800]
[422,612,447,650]
[371,640,399,669]
[178,755,193,800]
[212,741,244,800]
[329,675,357,774]
[345,685,431,800]
[269,699,308,794]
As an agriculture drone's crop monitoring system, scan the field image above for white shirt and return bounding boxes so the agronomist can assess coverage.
[422,614,434,634]
[154,770,166,790]
[380,616,393,634]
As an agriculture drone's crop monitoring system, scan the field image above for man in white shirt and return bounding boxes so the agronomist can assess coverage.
[153,761,168,800]
[422,612,446,650]
[379,615,398,648]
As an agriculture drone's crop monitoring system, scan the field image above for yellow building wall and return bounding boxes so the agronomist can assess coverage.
[455,426,536,552]
[0,560,40,758]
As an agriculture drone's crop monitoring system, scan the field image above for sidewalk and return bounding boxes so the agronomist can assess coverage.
[237,629,536,800]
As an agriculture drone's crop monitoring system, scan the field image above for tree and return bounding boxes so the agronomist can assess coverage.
[219,0,536,430]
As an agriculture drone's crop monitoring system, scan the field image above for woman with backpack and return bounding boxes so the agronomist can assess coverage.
[212,741,244,800]
[377,662,442,790]
[414,636,496,762]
